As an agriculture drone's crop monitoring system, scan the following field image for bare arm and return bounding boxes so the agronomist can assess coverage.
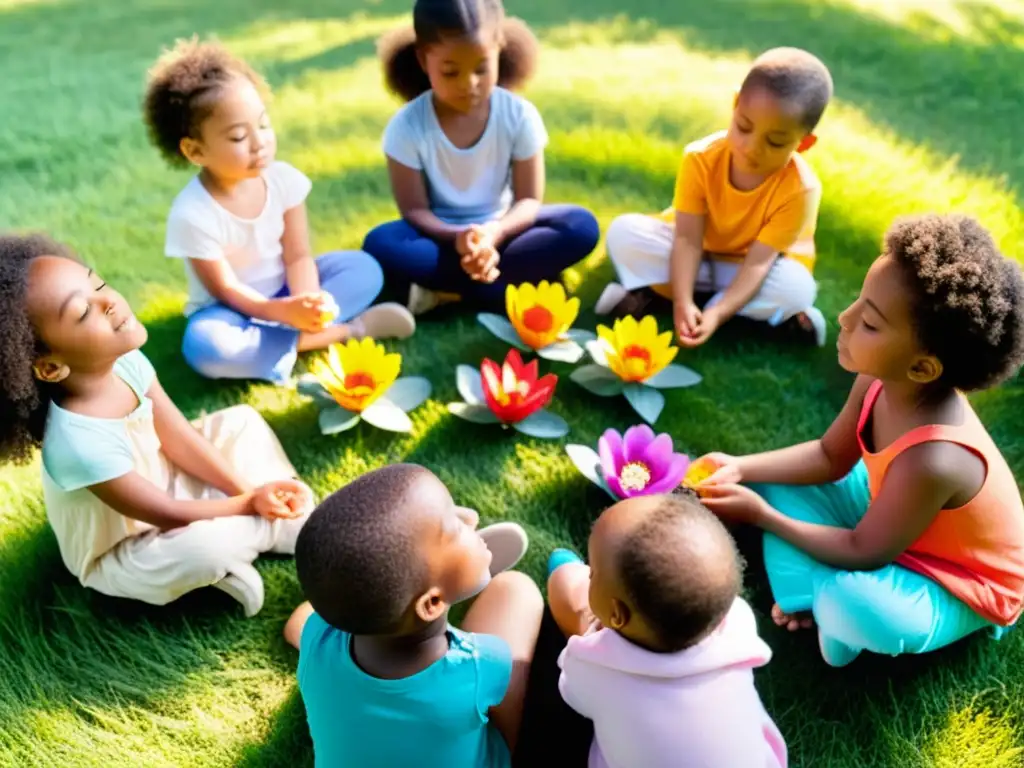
[149,378,251,497]
[734,374,872,485]
[705,240,777,321]
[668,211,705,305]
[488,153,543,246]
[756,444,959,569]
[388,158,464,241]
[281,203,320,296]
[90,472,254,530]
[190,259,286,324]
[284,601,315,649]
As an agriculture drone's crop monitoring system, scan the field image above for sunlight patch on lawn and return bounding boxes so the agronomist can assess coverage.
[530,31,1024,260]
[225,13,405,66]
[834,0,1024,44]
[919,703,1024,768]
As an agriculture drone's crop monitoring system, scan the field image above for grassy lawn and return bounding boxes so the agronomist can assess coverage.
[2,0,1024,765]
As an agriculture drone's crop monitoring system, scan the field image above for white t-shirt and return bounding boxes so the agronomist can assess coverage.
[382,87,548,226]
[164,161,312,315]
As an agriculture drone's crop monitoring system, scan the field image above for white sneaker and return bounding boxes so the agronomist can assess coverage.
[408,283,441,316]
[595,282,628,315]
[479,522,529,576]
[351,303,416,340]
[214,563,265,618]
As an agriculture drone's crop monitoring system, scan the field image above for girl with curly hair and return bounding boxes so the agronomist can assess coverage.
[696,214,1024,666]
[363,0,599,314]
[0,234,316,617]
[143,39,415,383]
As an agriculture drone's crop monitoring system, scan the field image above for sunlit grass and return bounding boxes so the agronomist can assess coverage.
[2,0,1024,766]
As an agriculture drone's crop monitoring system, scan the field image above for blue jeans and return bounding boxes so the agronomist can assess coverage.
[362,204,600,308]
[755,462,1007,666]
[181,250,383,383]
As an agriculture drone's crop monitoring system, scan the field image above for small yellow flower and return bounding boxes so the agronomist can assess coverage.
[597,316,678,383]
[506,281,580,350]
[310,337,401,413]
[682,457,718,495]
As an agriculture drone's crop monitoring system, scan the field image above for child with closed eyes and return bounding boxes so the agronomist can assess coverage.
[0,233,313,617]
[363,0,600,315]
[699,215,1024,667]
[144,39,415,383]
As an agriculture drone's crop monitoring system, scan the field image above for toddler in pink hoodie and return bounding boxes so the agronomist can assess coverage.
[547,492,787,768]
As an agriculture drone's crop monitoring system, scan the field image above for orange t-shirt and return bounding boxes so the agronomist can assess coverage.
[858,380,1024,626]
[659,131,821,273]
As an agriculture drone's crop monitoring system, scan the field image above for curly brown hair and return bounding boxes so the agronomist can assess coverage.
[377,0,537,103]
[143,37,269,167]
[0,233,78,464]
[884,214,1024,392]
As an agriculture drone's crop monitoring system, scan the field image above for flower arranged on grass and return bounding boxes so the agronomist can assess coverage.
[297,338,431,434]
[570,316,702,425]
[448,349,569,438]
[566,425,687,498]
[477,281,595,363]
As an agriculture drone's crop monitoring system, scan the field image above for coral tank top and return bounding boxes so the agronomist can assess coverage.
[858,380,1024,626]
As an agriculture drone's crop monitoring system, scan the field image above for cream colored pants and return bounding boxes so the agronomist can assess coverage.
[81,405,311,606]
[606,213,818,325]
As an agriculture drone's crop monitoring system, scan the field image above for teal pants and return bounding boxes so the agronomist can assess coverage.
[754,462,1006,667]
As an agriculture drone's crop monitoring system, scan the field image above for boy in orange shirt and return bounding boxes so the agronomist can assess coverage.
[597,48,833,347]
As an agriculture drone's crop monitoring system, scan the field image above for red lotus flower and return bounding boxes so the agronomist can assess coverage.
[480,349,557,424]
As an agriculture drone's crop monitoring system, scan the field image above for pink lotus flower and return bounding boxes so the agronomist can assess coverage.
[598,425,691,498]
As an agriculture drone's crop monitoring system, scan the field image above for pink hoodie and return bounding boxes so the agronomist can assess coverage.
[558,597,787,768]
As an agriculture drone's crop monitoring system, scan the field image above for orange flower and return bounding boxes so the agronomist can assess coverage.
[506,281,580,350]
[310,338,401,413]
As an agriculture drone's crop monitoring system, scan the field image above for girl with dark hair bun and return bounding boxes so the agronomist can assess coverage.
[365,0,600,314]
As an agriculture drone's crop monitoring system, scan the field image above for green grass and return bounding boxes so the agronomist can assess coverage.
[2,0,1024,764]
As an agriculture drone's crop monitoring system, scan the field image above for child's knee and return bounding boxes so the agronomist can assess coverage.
[492,571,544,616]
[814,570,933,655]
[763,259,818,313]
[556,206,600,252]
[605,213,650,262]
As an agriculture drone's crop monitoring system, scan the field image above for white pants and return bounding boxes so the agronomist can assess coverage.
[606,213,818,325]
[79,405,311,606]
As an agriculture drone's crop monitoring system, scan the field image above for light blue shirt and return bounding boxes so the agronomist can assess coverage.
[382,87,548,225]
[298,612,513,768]
[42,349,155,492]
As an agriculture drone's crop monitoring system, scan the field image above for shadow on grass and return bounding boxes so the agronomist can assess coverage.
[523,0,1024,206]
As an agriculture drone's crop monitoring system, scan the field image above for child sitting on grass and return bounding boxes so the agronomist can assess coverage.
[0,234,313,617]
[546,492,787,768]
[699,214,1024,667]
[598,47,832,348]
[284,463,542,767]
[144,39,415,383]
[363,0,600,315]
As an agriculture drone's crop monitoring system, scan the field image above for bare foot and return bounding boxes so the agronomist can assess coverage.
[771,603,814,632]
[296,323,352,352]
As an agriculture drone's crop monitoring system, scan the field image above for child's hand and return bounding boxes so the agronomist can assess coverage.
[679,305,722,348]
[273,293,331,333]
[461,246,501,283]
[700,483,769,526]
[674,299,702,342]
[697,452,742,486]
[251,479,311,520]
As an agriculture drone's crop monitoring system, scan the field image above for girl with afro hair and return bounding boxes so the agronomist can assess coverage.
[697,214,1024,667]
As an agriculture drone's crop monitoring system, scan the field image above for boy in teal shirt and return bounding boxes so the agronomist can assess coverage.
[284,464,542,767]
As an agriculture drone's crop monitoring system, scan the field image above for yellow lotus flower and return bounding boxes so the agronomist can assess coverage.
[310,337,401,413]
[597,316,678,383]
[506,281,580,350]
